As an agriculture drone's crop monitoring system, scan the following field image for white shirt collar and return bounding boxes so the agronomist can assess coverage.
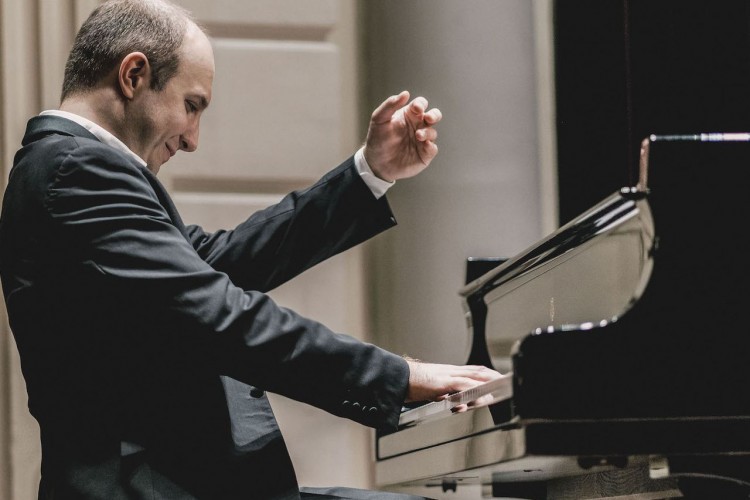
[39,110,147,168]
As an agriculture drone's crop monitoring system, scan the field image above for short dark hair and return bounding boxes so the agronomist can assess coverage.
[61,0,197,101]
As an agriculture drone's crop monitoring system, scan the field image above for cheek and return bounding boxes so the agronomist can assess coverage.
[139,97,187,147]
[162,109,189,137]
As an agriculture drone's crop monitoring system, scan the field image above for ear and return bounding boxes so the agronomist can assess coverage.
[118,52,151,99]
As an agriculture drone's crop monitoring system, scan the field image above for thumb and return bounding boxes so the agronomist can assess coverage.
[370,90,410,124]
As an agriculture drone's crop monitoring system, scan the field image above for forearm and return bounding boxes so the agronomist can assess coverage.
[187,156,397,291]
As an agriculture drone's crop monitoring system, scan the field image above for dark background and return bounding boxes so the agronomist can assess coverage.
[554,0,750,224]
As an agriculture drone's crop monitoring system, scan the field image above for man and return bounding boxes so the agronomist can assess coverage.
[0,1,501,499]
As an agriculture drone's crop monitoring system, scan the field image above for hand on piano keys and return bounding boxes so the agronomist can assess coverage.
[403,358,505,410]
[399,361,511,426]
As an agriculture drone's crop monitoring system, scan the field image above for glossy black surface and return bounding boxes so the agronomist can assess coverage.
[461,187,653,374]
[514,138,750,419]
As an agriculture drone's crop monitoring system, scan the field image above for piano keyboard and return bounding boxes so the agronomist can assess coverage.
[398,372,513,426]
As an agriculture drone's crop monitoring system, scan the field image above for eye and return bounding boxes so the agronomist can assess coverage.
[185,100,198,113]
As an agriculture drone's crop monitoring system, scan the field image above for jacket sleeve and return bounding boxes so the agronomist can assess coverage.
[183,156,397,292]
[43,141,409,429]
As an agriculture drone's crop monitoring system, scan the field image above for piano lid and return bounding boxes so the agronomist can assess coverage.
[458,189,655,372]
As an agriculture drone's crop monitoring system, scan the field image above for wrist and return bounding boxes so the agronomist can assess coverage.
[363,147,394,183]
[403,356,425,402]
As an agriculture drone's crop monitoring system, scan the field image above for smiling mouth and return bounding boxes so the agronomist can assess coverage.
[166,144,176,158]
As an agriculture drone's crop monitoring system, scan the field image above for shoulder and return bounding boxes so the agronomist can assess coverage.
[7,135,150,216]
[14,132,148,187]
[19,136,161,217]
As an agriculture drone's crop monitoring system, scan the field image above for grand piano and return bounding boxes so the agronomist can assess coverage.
[375,135,750,499]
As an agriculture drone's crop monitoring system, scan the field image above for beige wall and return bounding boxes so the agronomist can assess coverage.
[0,1,554,498]
[363,0,555,370]
[362,2,555,496]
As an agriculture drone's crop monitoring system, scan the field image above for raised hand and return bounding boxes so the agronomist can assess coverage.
[363,90,443,182]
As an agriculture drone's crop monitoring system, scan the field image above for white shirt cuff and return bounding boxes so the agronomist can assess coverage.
[354,147,395,199]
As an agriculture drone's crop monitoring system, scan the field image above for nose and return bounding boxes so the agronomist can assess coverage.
[180,121,199,152]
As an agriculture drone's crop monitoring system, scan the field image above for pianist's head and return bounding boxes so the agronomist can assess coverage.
[59,0,214,174]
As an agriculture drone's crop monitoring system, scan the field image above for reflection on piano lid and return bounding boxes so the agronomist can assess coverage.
[375,134,750,499]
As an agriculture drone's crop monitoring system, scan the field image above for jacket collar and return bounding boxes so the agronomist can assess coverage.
[22,114,99,146]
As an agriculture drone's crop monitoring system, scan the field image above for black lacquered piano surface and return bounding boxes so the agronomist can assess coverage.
[375,135,750,499]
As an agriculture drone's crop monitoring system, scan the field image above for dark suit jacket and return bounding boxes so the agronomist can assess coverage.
[0,115,410,500]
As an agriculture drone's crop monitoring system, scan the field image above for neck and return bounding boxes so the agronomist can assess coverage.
[59,88,127,143]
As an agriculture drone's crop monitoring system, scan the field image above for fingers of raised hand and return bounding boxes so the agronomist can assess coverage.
[413,104,441,152]
[408,97,428,116]
[406,98,442,130]
[416,127,437,142]
[417,141,438,166]
[424,108,442,125]
[371,90,410,124]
